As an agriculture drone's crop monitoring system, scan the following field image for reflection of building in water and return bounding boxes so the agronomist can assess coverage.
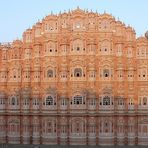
[0,7,148,146]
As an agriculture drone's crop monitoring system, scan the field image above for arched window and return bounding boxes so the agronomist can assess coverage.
[73,95,84,105]
[101,40,110,53]
[103,69,109,77]
[11,97,18,105]
[45,96,54,105]
[103,96,110,105]
[47,69,53,78]
[143,97,147,105]
[73,39,84,52]
[74,68,82,77]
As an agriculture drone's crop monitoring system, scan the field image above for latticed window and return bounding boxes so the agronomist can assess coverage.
[45,96,54,105]
[73,95,83,105]
[103,96,110,105]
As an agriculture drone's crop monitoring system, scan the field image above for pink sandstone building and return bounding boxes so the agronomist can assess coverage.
[0,7,148,146]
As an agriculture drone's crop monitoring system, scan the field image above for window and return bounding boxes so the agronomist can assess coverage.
[61,98,67,106]
[10,97,18,105]
[89,125,95,133]
[89,98,96,106]
[77,47,80,51]
[101,20,110,30]
[143,97,147,105]
[138,68,147,80]
[73,39,83,52]
[60,72,67,78]
[103,96,110,105]
[116,44,122,56]
[73,95,84,105]
[23,98,29,106]
[33,98,39,106]
[129,98,134,105]
[89,71,95,78]
[0,98,5,105]
[25,71,30,79]
[103,69,109,77]
[47,69,53,78]
[101,40,110,54]
[74,68,82,77]
[2,52,7,60]
[127,48,133,57]
[75,22,81,29]
[11,97,15,105]
[137,46,146,57]
[45,96,54,106]
[47,122,52,133]
[61,125,67,134]
[118,98,124,105]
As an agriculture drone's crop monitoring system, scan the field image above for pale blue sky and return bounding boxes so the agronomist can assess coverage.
[0,0,148,42]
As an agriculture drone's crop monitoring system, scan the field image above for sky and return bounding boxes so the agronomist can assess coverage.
[0,0,148,42]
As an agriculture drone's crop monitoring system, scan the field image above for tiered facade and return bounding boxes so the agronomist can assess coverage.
[0,8,148,146]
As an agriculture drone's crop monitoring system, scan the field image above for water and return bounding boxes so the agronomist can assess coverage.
[0,144,147,148]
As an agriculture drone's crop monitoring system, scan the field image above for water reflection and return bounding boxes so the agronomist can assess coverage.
[0,115,148,145]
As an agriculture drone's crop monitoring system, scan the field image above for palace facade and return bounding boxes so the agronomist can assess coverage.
[0,8,148,146]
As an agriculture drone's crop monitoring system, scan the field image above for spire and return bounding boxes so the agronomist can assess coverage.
[77,6,80,10]
[68,9,71,13]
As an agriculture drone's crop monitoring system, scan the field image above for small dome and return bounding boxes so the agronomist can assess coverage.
[145,31,148,39]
